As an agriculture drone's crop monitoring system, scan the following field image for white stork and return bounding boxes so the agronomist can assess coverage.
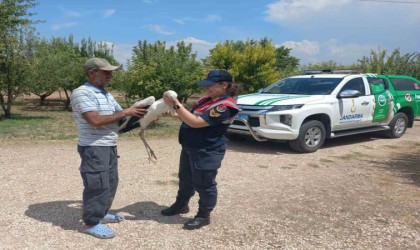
[118,90,178,161]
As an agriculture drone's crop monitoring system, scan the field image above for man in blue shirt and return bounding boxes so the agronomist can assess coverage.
[71,57,147,239]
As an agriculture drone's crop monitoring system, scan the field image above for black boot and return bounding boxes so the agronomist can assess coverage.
[161,197,190,216]
[183,208,211,230]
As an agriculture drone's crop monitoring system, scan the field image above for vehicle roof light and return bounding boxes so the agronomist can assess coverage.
[303,69,362,75]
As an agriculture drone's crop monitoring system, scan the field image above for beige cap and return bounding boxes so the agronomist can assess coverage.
[83,57,120,74]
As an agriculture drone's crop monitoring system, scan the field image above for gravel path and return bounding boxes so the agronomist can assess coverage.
[0,121,419,249]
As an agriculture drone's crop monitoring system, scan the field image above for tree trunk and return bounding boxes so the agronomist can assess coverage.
[0,93,6,118]
[5,103,12,118]
[63,89,71,111]
[40,95,46,106]
[5,87,13,118]
[39,93,53,106]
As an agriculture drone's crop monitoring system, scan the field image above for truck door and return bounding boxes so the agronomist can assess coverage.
[367,77,391,122]
[333,77,373,130]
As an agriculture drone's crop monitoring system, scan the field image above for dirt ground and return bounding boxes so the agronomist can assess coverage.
[0,121,419,249]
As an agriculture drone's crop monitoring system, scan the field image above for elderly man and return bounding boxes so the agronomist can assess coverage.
[71,57,147,239]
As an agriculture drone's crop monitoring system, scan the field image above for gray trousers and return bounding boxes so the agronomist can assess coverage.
[77,145,119,226]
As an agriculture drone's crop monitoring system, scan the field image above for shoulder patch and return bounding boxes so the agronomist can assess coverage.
[209,109,221,117]
[216,105,226,113]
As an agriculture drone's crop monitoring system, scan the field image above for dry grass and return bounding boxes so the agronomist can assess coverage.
[0,95,180,141]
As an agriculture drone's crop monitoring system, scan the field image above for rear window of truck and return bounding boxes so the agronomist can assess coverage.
[390,78,420,91]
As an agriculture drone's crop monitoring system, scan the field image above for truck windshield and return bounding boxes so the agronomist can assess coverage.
[261,77,343,95]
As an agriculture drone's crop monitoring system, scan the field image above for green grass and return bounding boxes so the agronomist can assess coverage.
[0,96,179,141]
[0,111,78,140]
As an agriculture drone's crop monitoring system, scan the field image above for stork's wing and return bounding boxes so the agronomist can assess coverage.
[118,116,140,134]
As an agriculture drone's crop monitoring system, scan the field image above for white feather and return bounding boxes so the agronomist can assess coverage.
[118,96,155,131]
[140,90,177,129]
[119,90,178,161]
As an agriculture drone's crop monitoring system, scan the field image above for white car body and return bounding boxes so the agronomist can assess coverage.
[227,73,399,152]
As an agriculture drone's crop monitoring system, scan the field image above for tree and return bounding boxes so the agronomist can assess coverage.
[274,46,300,72]
[208,39,285,93]
[0,0,39,118]
[206,40,242,71]
[49,35,117,110]
[113,40,204,103]
[27,34,118,110]
[358,48,420,79]
[235,42,281,92]
[300,60,353,71]
[29,37,61,105]
[51,35,86,111]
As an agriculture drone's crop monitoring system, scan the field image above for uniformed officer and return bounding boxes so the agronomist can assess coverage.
[162,69,239,230]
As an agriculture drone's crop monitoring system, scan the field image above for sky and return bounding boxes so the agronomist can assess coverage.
[32,0,420,66]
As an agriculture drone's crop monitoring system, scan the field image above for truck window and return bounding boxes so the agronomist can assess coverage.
[367,77,388,90]
[366,77,388,93]
[390,78,420,91]
[261,77,342,95]
[341,78,366,95]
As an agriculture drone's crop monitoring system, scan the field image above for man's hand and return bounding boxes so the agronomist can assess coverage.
[83,106,147,128]
[124,106,148,117]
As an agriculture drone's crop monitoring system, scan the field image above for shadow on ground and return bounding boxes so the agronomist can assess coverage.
[365,151,420,187]
[226,132,386,155]
[25,200,186,231]
[20,98,67,112]
[113,201,188,224]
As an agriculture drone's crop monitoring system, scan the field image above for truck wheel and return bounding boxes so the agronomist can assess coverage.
[289,120,326,153]
[386,112,408,138]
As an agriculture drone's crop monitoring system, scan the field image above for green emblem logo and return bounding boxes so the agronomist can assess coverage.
[378,95,386,106]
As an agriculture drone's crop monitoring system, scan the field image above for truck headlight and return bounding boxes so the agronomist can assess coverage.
[269,104,304,111]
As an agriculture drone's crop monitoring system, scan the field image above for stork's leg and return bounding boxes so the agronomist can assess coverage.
[139,129,157,161]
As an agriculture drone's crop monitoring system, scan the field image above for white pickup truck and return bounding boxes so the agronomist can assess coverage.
[227,71,419,153]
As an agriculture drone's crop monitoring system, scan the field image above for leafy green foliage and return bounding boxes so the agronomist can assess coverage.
[299,60,359,73]
[30,37,65,105]
[207,38,299,93]
[275,46,300,71]
[358,48,420,79]
[28,35,119,110]
[0,0,39,118]
[113,40,204,103]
